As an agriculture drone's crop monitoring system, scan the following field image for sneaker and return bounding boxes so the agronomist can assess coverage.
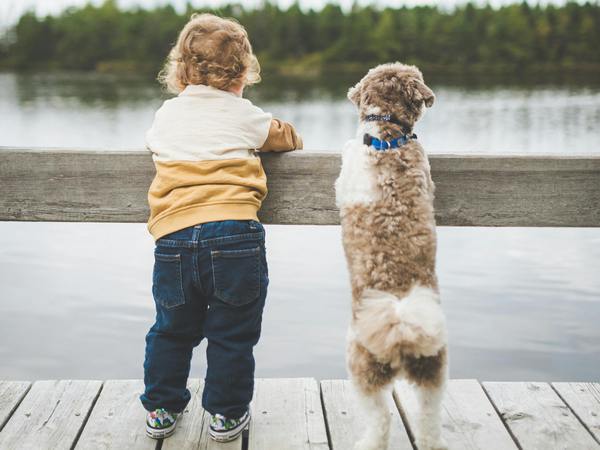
[146,408,180,439]
[209,410,251,442]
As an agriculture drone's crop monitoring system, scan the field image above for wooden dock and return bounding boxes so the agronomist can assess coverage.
[0,378,598,449]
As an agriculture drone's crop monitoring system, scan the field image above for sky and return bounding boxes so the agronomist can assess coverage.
[0,0,588,29]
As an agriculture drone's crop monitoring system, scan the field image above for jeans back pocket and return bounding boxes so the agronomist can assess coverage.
[153,253,185,309]
[211,246,261,306]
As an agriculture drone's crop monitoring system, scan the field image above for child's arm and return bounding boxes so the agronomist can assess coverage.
[258,119,303,152]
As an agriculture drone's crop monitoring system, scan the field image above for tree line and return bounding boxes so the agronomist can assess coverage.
[1,0,599,75]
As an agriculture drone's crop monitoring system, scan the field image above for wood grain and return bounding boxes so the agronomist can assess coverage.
[0,380,102,450]
[0,381,31,431]
[552,382,600,444]
[394,379,517,450]
[320,379,412,450]
[2,148,599,226]
[1,378,600,449]
[483,381,599,449]
[75,379,156,450]
[248,378,329,450]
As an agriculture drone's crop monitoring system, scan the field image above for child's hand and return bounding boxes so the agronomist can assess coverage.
[258,119,303,152]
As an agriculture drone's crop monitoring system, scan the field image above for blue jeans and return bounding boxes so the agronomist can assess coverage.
[140,220,268,418]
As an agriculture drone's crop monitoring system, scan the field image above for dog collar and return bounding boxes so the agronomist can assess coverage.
[363,133,417,151]
[364,114,403,127]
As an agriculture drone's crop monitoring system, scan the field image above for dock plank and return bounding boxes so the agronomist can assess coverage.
[161,379,242,450]
[248,378,329,450]
[483,381,599,449]
[76,379,156,450]
[0,381,31,431]
[552,382,600,444]
[0,380,101,450]
[321,379,412,450]
[394,379,517,450]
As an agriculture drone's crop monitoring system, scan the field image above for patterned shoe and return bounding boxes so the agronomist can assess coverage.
[145,408,180,439]
[209,410,251,442]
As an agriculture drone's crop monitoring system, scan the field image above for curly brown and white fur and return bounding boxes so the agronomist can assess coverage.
[335,63,448,450]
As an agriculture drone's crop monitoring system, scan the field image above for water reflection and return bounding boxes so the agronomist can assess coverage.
[2,71,599,153]
[0,223,598,381]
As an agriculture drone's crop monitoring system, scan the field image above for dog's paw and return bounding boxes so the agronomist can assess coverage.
[415,436,448,450]
[354,435,388,450]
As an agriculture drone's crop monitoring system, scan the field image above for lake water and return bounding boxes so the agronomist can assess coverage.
[0,71,599,382]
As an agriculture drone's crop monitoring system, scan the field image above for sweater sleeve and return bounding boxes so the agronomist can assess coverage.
[258,119,303,152]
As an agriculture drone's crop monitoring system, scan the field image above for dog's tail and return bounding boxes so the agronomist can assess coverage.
[353,285,447,359]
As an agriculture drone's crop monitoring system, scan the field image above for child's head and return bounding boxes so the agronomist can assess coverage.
[159,13,260,94]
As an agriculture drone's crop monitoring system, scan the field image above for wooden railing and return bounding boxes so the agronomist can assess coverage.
[1,147,599,227]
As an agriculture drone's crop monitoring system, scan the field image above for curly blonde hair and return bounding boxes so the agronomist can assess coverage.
[158,13,261,94]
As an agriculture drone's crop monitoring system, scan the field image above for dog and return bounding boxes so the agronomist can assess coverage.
[335,63,448,450]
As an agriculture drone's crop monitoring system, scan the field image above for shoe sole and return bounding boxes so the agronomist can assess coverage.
[209,413,251,442]
[146,422,177,440]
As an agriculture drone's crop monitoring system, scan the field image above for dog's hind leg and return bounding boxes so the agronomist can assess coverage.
[405,347,449,450]
[347,335,394,450]
[353,385,392,450]
[414,379,446,450]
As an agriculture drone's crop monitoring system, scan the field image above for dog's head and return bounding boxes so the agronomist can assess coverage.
[348,62,434,138]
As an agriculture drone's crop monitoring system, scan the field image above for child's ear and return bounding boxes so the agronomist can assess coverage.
[347,81,362,106]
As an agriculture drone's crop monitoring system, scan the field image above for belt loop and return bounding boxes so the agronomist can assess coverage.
[192,224,202,243]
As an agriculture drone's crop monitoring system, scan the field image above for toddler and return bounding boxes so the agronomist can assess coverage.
[140,13,302,442]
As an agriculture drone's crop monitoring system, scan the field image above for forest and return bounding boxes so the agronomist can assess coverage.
[1,1,599,76]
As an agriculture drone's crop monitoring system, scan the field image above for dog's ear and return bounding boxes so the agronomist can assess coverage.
[347,81,362,106]
[413,79,435,108]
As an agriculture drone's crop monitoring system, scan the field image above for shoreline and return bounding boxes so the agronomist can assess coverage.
[2,62,600,88]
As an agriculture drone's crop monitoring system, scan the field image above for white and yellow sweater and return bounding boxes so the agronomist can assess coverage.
[146,84,302,240]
